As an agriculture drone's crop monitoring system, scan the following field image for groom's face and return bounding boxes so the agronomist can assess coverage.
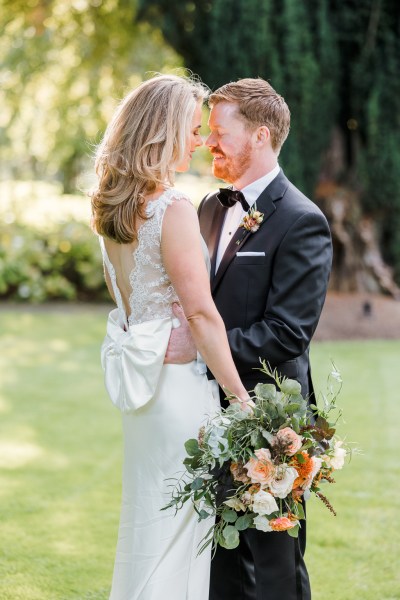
[206,102,253,186]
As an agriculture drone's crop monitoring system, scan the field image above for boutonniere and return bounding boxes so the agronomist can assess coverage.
[240,204,264,233]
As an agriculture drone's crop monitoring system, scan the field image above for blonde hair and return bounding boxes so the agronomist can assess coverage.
[91,74,208,243]
[209,78,290,153]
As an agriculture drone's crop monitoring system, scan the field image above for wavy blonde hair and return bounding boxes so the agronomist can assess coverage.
[90,74,208,243]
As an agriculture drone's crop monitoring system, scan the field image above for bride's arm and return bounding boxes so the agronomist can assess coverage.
[161,198,249,403]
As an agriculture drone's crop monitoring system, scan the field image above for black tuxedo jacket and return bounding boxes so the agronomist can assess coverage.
[198,169,332,400]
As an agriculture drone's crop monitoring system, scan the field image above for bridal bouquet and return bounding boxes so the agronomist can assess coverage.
[164,361,349,554]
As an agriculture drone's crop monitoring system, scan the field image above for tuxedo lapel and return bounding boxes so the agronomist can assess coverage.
[206,201,227,279]
[211,170,289,294]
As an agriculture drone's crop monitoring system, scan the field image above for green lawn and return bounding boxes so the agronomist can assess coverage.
[0,308,399,599]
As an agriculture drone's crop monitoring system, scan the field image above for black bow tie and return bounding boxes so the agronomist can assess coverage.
[217,188,250,212]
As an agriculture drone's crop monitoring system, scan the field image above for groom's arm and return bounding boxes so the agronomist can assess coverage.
[226,211,332,371]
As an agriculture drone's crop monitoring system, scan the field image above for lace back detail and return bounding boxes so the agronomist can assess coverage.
[100,188,190,327]
[99,237,128,329]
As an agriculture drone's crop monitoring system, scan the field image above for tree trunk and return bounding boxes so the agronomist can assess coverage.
[315,183,400,300]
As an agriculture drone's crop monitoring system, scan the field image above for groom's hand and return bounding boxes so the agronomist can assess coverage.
[164,303,197,364]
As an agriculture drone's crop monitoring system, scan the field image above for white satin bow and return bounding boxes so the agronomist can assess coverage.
[101,308,175,413]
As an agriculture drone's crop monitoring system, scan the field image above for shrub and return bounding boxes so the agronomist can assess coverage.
[0,219,108,302]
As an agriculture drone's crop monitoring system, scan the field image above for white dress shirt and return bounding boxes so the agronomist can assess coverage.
[215,165,280,270]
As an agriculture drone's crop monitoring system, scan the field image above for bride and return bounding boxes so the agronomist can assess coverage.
[90,74,249,600]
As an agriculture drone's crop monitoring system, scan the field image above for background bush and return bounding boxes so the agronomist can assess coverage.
[0,219,107,302]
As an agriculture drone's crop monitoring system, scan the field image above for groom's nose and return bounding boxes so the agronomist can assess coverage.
[205,131,216,148]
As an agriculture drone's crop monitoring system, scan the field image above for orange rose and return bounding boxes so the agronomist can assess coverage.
[291,452,314,488]
[269,516,297,532]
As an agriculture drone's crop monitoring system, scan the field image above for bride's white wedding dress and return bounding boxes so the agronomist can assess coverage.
[99,188,219,600]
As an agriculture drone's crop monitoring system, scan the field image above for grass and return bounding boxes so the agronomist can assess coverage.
[0,307,399,599]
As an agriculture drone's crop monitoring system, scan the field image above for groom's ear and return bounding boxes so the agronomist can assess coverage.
[254,126,270,147]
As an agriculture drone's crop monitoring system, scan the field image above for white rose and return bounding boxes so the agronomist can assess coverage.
[253,514,273,532]
[268,465,298,499]
[330,441,346,470]
[252,490,279,516]
[224,497,246,512]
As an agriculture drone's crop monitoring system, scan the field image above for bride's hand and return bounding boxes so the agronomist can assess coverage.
[229,396,255,414]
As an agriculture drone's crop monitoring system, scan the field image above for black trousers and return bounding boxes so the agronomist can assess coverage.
[209,516,311,600]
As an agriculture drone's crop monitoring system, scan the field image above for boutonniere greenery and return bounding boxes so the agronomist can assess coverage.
[239,204,264,235]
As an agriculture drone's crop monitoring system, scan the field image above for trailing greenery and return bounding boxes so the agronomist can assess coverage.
[0,310,399,599]
[0,219,107,302]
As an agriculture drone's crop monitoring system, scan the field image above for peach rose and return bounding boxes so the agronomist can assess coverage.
[274,427,303,456]
[269,516,297,532]
[244,448,274,487]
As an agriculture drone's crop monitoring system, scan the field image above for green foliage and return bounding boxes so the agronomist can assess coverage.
[164,362,346,551]
[0,219,107,302]
[0,0,181,191]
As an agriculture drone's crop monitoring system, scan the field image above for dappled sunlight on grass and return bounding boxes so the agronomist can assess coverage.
[1,338,75,367]
[0,440,44,469]
[307,341,400,599]
[0,394,10,414]
[0,308,120,599]
[0,310,399,599]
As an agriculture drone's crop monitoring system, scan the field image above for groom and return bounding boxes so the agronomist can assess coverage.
[168,78,332,599]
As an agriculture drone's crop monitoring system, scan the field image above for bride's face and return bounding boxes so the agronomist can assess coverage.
[175,103,203,173]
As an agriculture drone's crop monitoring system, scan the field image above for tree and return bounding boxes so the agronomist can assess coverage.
[0,0,181,192]
[138,0,400,291]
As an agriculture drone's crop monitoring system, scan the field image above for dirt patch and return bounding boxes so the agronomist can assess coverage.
[314,292,400,341]
[1,292,399,341]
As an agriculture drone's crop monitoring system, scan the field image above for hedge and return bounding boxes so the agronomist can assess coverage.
[0,219,108,302]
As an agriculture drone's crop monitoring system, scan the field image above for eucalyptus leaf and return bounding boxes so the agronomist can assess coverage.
[221,525,240,548]
[261,429,275,444]
[254,383,276,400]
[235,514,253,531]
[281,379,302,395]
[285,403,301,414]
[190,477,203,491]
[287,524,300,538]
[185,439,200,456]
[198,509,211,520]
[296,503,305,520]
[222,509,238,523]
